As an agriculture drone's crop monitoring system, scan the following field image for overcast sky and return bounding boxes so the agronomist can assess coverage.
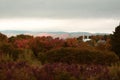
[0,0,120,33]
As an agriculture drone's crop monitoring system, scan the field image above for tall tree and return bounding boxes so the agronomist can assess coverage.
[111,24,120,57]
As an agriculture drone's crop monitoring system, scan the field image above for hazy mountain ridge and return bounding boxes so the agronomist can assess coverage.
[0,30,110,38]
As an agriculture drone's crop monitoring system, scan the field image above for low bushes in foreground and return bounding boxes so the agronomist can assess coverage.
[0,62,120,80]
[42,48,119,65]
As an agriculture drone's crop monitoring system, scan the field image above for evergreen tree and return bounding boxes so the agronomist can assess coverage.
[111,24,120,57]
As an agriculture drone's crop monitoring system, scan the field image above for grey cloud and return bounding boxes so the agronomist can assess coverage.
[0,0,120,19]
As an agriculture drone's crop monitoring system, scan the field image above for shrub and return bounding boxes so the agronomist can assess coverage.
[0,61,36,80]
[35,63,110,80]
[44,47,119,65]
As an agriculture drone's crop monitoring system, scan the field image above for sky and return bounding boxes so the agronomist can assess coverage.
[0,0,120,33]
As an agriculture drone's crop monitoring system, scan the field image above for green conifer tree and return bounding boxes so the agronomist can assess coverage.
[111,24,120,57]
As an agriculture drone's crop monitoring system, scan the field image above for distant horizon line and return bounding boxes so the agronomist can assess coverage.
[0,30,112,34]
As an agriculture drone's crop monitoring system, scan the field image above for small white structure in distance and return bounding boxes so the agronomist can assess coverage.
[82,34,91,42]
